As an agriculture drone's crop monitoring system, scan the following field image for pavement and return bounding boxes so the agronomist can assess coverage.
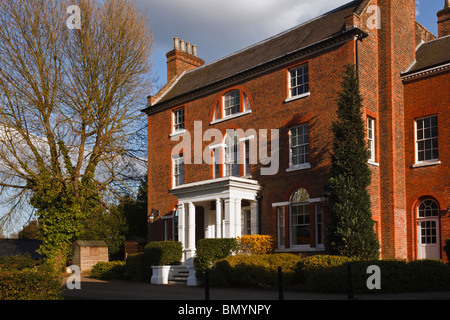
[62,275,450,301]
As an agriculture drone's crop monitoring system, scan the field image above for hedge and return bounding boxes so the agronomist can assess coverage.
[0,268,62,300]
[125,253,149,281]
[90,261,126,280]
[194,238,238,278]
[306,259,450,293]
[211,253,302,288]
[144,241,183,266]
[123,241,183,282]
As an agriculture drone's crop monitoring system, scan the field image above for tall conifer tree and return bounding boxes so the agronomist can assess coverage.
[327,64,380,259]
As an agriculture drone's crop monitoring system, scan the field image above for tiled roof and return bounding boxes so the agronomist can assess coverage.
[404,35,450,75]
[146,0,367,112]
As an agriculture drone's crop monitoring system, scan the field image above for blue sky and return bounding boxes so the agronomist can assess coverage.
[135,0,444,94]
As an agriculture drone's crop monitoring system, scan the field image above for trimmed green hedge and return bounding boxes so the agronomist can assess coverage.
[306,259,450,293]
[90,261,126,280]
[0,254,40,271]
[0,268,62,300]
[123,241,183,282]
[194,238,238,278]
[125,253,149,281]
[207,253,450,293]
[144,241,183,266]
[211,253,302,288]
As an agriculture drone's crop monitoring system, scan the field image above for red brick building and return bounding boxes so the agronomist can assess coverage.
[143,0,450,263]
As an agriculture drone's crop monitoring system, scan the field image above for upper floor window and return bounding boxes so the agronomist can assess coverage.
[211,89,251,124]
[289,64,309,98]
[415,115,438,163]
[288,124,310,171]
[212,130,253,179]
[225,132,240,177]
[367,117,375,162]
[224,90,240,117]
[172,107,185,133]
[173,154,185,187]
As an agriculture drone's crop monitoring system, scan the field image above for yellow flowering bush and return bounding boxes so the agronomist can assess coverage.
[237,235,274,255]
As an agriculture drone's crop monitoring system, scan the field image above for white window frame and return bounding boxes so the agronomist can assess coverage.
[277,207,285,249]
[315,203,324,248]
[223,90,241,117]
[414,115,439,165]
[172,154,185,187]
[289,202,310,248]
[225,133,241,177]
[287,124,310,172]
[172,107,185,134]
[367,116,376,163]
[287,64,310,100]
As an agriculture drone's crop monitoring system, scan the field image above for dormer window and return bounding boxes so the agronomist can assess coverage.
[211,88,252,124]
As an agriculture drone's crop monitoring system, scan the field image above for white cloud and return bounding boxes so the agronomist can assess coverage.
[136,0,351,89]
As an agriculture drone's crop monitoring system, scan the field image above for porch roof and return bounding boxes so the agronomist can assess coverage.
[169,176,261,203]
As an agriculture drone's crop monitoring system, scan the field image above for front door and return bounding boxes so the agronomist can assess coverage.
[417,219,440,260]
[417,199,441,260]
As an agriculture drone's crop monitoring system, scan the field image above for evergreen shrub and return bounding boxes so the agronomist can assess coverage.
[144,241,183,266]
[211,253,302,288]
[90,261,126,280]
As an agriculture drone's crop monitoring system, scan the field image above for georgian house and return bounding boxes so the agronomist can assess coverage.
[143,0,450,264]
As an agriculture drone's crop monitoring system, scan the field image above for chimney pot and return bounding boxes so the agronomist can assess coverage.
[174,37,180,50]
[192,45,197,57]
[187,42,192,55]
[180,40,186,52]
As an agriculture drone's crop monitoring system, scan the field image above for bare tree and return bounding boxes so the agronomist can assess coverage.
[0,0,152,260]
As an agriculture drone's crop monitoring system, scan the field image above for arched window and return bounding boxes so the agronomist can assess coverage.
[290,188,310,247]
[211,88,252,123]
[418,199,439,218]
[224,90,240,116]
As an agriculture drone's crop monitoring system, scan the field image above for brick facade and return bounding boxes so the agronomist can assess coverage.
[144,0,450,262]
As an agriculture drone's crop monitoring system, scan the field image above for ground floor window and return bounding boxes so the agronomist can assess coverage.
[289,188,310,247]
[290,203,310,246]
[275,188,326,250]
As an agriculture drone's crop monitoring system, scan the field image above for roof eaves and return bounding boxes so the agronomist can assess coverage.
[145,27,367,115]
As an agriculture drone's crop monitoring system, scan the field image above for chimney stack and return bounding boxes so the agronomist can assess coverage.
[166,37,205,81]
[437,0,450,37]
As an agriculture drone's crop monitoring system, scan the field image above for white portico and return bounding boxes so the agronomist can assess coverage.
[170,176,261,264]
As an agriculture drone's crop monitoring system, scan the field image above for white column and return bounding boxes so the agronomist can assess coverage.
[216,198,222,238]
[223,198,235,238]
[234,199,242,238]
[178,203,186,252]
[187,202,196,254]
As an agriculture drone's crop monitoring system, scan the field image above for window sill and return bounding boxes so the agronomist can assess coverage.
[286,163,311,172]
[210,110,252,125]
[412,160,441,168]
[169,129,186,138]
[284,92,310,103]
[368,160,379,167]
